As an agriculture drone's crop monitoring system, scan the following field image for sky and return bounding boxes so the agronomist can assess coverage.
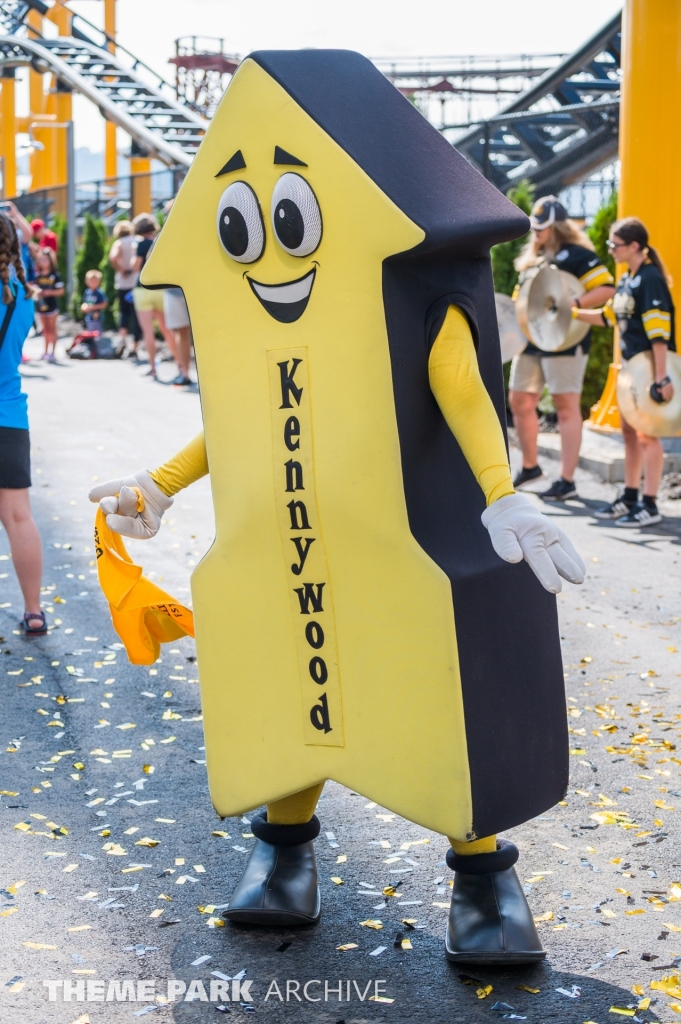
[61,0,623,160]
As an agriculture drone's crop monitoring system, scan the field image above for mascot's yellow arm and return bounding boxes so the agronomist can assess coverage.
[150,305,513,506]
[428,305,514,505]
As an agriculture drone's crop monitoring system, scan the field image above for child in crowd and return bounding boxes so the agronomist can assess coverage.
[33,248,64,362]
[81,270,108,336]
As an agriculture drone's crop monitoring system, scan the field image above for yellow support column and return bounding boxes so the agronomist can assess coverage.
[619,0,681,300]
[131,150,152,217]
[589,0,681,432]
[1,70,17,198]
[104,0,118,181]
[26,7,50,191]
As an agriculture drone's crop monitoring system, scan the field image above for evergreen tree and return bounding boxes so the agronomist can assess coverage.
[51,213,69,313]
[99,234,117,330]
[491,179,535,296]
[73,214,105,320]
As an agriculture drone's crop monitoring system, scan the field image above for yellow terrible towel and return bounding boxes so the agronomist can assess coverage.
[94,508,194,665]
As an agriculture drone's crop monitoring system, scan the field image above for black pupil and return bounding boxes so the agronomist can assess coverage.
[219,206,248,257]
[274,198,304,250]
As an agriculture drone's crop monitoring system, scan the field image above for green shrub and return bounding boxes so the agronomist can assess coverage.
[99,235,117,330]
[51,213,68,313]
[582,189,618,417]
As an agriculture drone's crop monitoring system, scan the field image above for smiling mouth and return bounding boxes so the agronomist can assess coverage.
[247,267,316,323]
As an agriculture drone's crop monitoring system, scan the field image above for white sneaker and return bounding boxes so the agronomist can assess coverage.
[614,503,662,528]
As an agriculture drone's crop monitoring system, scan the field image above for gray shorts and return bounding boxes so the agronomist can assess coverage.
[509,346,589,395]
[163,288,190,331]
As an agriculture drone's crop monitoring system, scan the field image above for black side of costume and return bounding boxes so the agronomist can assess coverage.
[384,259,568,837]
[250,48,568,836]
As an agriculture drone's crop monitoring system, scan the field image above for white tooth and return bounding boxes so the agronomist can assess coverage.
[251,271,314,304]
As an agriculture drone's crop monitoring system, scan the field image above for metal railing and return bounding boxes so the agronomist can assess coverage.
[10,168,184,226]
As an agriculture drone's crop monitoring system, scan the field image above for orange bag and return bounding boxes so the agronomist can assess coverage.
[94,508,194,665]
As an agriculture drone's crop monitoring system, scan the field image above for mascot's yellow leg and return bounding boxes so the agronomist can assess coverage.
[266,783,325,825]
[449,835,497,855]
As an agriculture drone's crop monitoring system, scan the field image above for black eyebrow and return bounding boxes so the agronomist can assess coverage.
[274,146,307,167]
[215,150,247,177]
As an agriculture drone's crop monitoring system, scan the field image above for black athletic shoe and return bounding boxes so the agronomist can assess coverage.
[540,477,577,501]
[170,374,192,386]
[593,493,634,520]
[615,503,662,528]
[513,465,544,489]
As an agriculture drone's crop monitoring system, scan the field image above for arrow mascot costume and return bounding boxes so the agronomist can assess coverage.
[90,49,584,964]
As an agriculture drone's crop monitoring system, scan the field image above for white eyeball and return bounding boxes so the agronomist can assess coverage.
[216,181,265,263]
[271,173,322,257]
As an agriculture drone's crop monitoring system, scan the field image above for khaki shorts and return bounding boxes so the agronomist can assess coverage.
[133,286,165,314]
[509,346,589,395]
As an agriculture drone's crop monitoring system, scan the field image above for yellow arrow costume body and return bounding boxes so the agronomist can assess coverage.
[106,50,567,848]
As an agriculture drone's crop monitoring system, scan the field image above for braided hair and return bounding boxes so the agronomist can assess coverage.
[0,212,34,303]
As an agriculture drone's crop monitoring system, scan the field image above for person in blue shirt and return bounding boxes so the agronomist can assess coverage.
[0,212,47,634]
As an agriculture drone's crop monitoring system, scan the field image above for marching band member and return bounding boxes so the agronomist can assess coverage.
[510,196,615,500]
[575,217,675,527]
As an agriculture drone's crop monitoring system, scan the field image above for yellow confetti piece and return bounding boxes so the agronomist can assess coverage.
[102,843,126,856]
[121,866,144,874]
[143,764,155,774]
[625,909,645,915]
[336,854,347,864]
[159,894,172,902]
[117,723,136,730]
[206,917,224,928]
[0,790,18,796]
[669,1004,681,1014]
[360,919,383,930]
[552,843,568,850]
[330,877,343,885]
[23,942,57,949]
[369,995,395,1003]
[67,925,92,932]
[602,908,617,919]
[654,800,675,810]
[211,830,230,838]
[134,837,160,848]
[13,822,30,832]
[515,985,540,994]
[570,748,587,755]
[337,943,359,951]
[0,907,18,917]
[665,923,681,932]
[638,997,651,1010]
[533,911,554,922]
[6,881,26,894]
[7,980,24,992]
[62,864,79,873]
[399,839,429,850]
[631,985,644,997]
[400,938,413,950]
[476,985,493,1000]
[609,1009,635,1018]
[432,901,451,908]
[160,736,176,744]
[149,909,164,919]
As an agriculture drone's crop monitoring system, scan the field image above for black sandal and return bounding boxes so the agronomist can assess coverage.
[21,611,48,635]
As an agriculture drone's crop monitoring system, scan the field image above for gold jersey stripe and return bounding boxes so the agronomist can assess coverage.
[579,265,614,290]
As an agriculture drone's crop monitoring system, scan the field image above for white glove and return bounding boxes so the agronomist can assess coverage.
[89,470,173,540]
[481,492,585,594]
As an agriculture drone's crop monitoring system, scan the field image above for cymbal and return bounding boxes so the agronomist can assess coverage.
[494,292,527,363]
[616,350,681,437]
[515,264,590,353]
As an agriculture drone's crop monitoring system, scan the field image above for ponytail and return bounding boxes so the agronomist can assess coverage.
[646,244,672,288]
[611,216,672,286]
[0,213,38,302]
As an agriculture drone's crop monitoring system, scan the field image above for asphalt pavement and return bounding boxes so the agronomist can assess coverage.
[1,335,681,1023]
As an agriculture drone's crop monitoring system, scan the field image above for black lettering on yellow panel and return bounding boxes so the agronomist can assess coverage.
[268,347,344,746]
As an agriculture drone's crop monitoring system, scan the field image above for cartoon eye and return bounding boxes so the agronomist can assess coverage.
[216,181,265,263]
[271,173,322,257]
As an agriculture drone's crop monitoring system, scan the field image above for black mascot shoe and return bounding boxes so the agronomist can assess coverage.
[444,839,545,965]
[223,813,321,927]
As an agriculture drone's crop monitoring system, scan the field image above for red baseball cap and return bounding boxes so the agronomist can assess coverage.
[31,219,45,231]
